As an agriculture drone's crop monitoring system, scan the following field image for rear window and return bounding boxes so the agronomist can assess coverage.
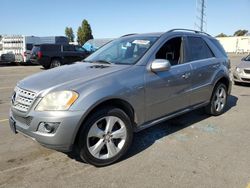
[41,45,61,51]
[26,43,33,51]
[187,37,214,61]
[31,46,40,54]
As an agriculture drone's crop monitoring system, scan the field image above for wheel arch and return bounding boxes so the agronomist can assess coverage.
[73,98,137,146]
[214,76,230,93]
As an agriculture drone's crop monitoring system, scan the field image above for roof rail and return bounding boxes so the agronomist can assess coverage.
[167,29,211,36]
[120,33,137,37]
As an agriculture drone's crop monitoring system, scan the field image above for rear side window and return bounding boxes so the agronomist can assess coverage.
[209,38,227,57]
[63,45,75,51]
[41,45,61,51]
[187,37,214,61]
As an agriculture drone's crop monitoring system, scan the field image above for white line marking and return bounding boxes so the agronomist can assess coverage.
[0,119,8,123]
[0,87,13,90]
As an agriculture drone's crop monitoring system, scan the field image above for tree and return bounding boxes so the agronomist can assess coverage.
[233,29,248,36]
[77,19,93,46]
[216,33,228,37]
[65,27,74,42]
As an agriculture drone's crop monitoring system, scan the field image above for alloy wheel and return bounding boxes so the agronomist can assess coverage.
[87,116,127,159]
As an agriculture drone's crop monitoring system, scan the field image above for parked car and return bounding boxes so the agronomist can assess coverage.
[233,54,250,84]
[83,38,114,54]
[9,29,231,166]
[1,35,68,65]
[30,44,88,69]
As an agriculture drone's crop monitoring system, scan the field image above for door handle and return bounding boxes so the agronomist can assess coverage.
[182,73,190,79]
[212,64,220,68]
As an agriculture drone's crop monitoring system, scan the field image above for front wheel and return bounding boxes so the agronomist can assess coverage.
[78,107,133,167]
[205,83,228,116]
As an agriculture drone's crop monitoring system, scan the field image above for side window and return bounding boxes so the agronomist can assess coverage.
[209,38,227,57]
[43,45,60,51]
[187,37,214,61]
[155,37,183,66]
[63,45,75,51]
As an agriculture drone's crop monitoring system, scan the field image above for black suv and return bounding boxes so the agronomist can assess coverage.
[30,44,88,69]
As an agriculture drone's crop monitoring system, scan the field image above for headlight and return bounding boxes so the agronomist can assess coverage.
[236,67,242,73]
[36,91,79,111]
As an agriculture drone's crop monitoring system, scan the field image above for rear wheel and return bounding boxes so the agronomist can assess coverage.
[50,59,61,68]
[78,107,133,167]
[42,64,50,69]
[205,83,228,116]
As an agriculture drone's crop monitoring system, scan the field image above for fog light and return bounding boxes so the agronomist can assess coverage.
[38,122,60,134]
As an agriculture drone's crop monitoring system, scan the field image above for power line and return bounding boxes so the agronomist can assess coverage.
[195,0,206,32]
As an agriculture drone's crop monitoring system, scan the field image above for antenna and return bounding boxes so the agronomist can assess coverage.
[195,0,207,32]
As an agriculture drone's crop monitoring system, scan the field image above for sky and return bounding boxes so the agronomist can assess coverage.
[0,0,249,38]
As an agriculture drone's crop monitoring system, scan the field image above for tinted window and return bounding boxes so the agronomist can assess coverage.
[41,45,61,51]
[26,43,33,50]
[209,38,227,57]
[187,37,214,61]
[63,45,75,51]
[75,46,86,52]
[245,55,250,61]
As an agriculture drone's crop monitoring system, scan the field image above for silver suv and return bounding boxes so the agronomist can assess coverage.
[9,29,232,166]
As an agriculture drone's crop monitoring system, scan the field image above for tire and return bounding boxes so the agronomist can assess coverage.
[205,83,228,116]
[42,64,50,69]
[50,59,61,68]
[78,107,133,167]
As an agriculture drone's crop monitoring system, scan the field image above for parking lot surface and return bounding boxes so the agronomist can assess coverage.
[0,56,250,188]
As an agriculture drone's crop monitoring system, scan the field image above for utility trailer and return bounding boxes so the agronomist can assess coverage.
[1,35,68,64]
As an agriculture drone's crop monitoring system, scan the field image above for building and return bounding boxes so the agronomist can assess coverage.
[216,36,250,54]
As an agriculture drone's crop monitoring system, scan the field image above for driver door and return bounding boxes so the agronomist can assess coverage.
[144,36,192,122]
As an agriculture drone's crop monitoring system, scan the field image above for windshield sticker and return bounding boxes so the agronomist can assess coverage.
[132,40,150,45]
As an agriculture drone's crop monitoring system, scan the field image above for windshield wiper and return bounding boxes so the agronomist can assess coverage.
[93,60,112,64]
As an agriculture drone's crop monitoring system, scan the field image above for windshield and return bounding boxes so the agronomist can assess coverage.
[245,55,250,61]
[84,36,158,65]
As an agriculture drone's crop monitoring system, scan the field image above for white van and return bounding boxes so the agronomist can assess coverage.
[1,35,68,64]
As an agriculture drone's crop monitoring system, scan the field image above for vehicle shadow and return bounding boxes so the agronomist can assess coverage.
[0,62,38,67]
[67,95,238,165]
[123,95,238,161]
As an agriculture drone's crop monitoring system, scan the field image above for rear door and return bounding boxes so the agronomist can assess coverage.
[186,36,218,105]
[62,45,77,63]
[145,36,192,121]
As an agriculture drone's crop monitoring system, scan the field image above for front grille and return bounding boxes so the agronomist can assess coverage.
[12,113,33,126]
[12,87,36,112]
[241,78,250,82]
[244,69,250,74]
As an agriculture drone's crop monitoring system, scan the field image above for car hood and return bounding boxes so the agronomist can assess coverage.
[237,61,250,69]
[18,62,131,94]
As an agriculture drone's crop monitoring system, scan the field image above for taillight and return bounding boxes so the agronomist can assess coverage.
[37,51,42,59]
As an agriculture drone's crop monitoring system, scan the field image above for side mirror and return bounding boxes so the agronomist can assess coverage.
[151,59,171,72]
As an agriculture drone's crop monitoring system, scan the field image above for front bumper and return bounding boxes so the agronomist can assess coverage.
[9,108,84,152]
[233,70,250,83]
